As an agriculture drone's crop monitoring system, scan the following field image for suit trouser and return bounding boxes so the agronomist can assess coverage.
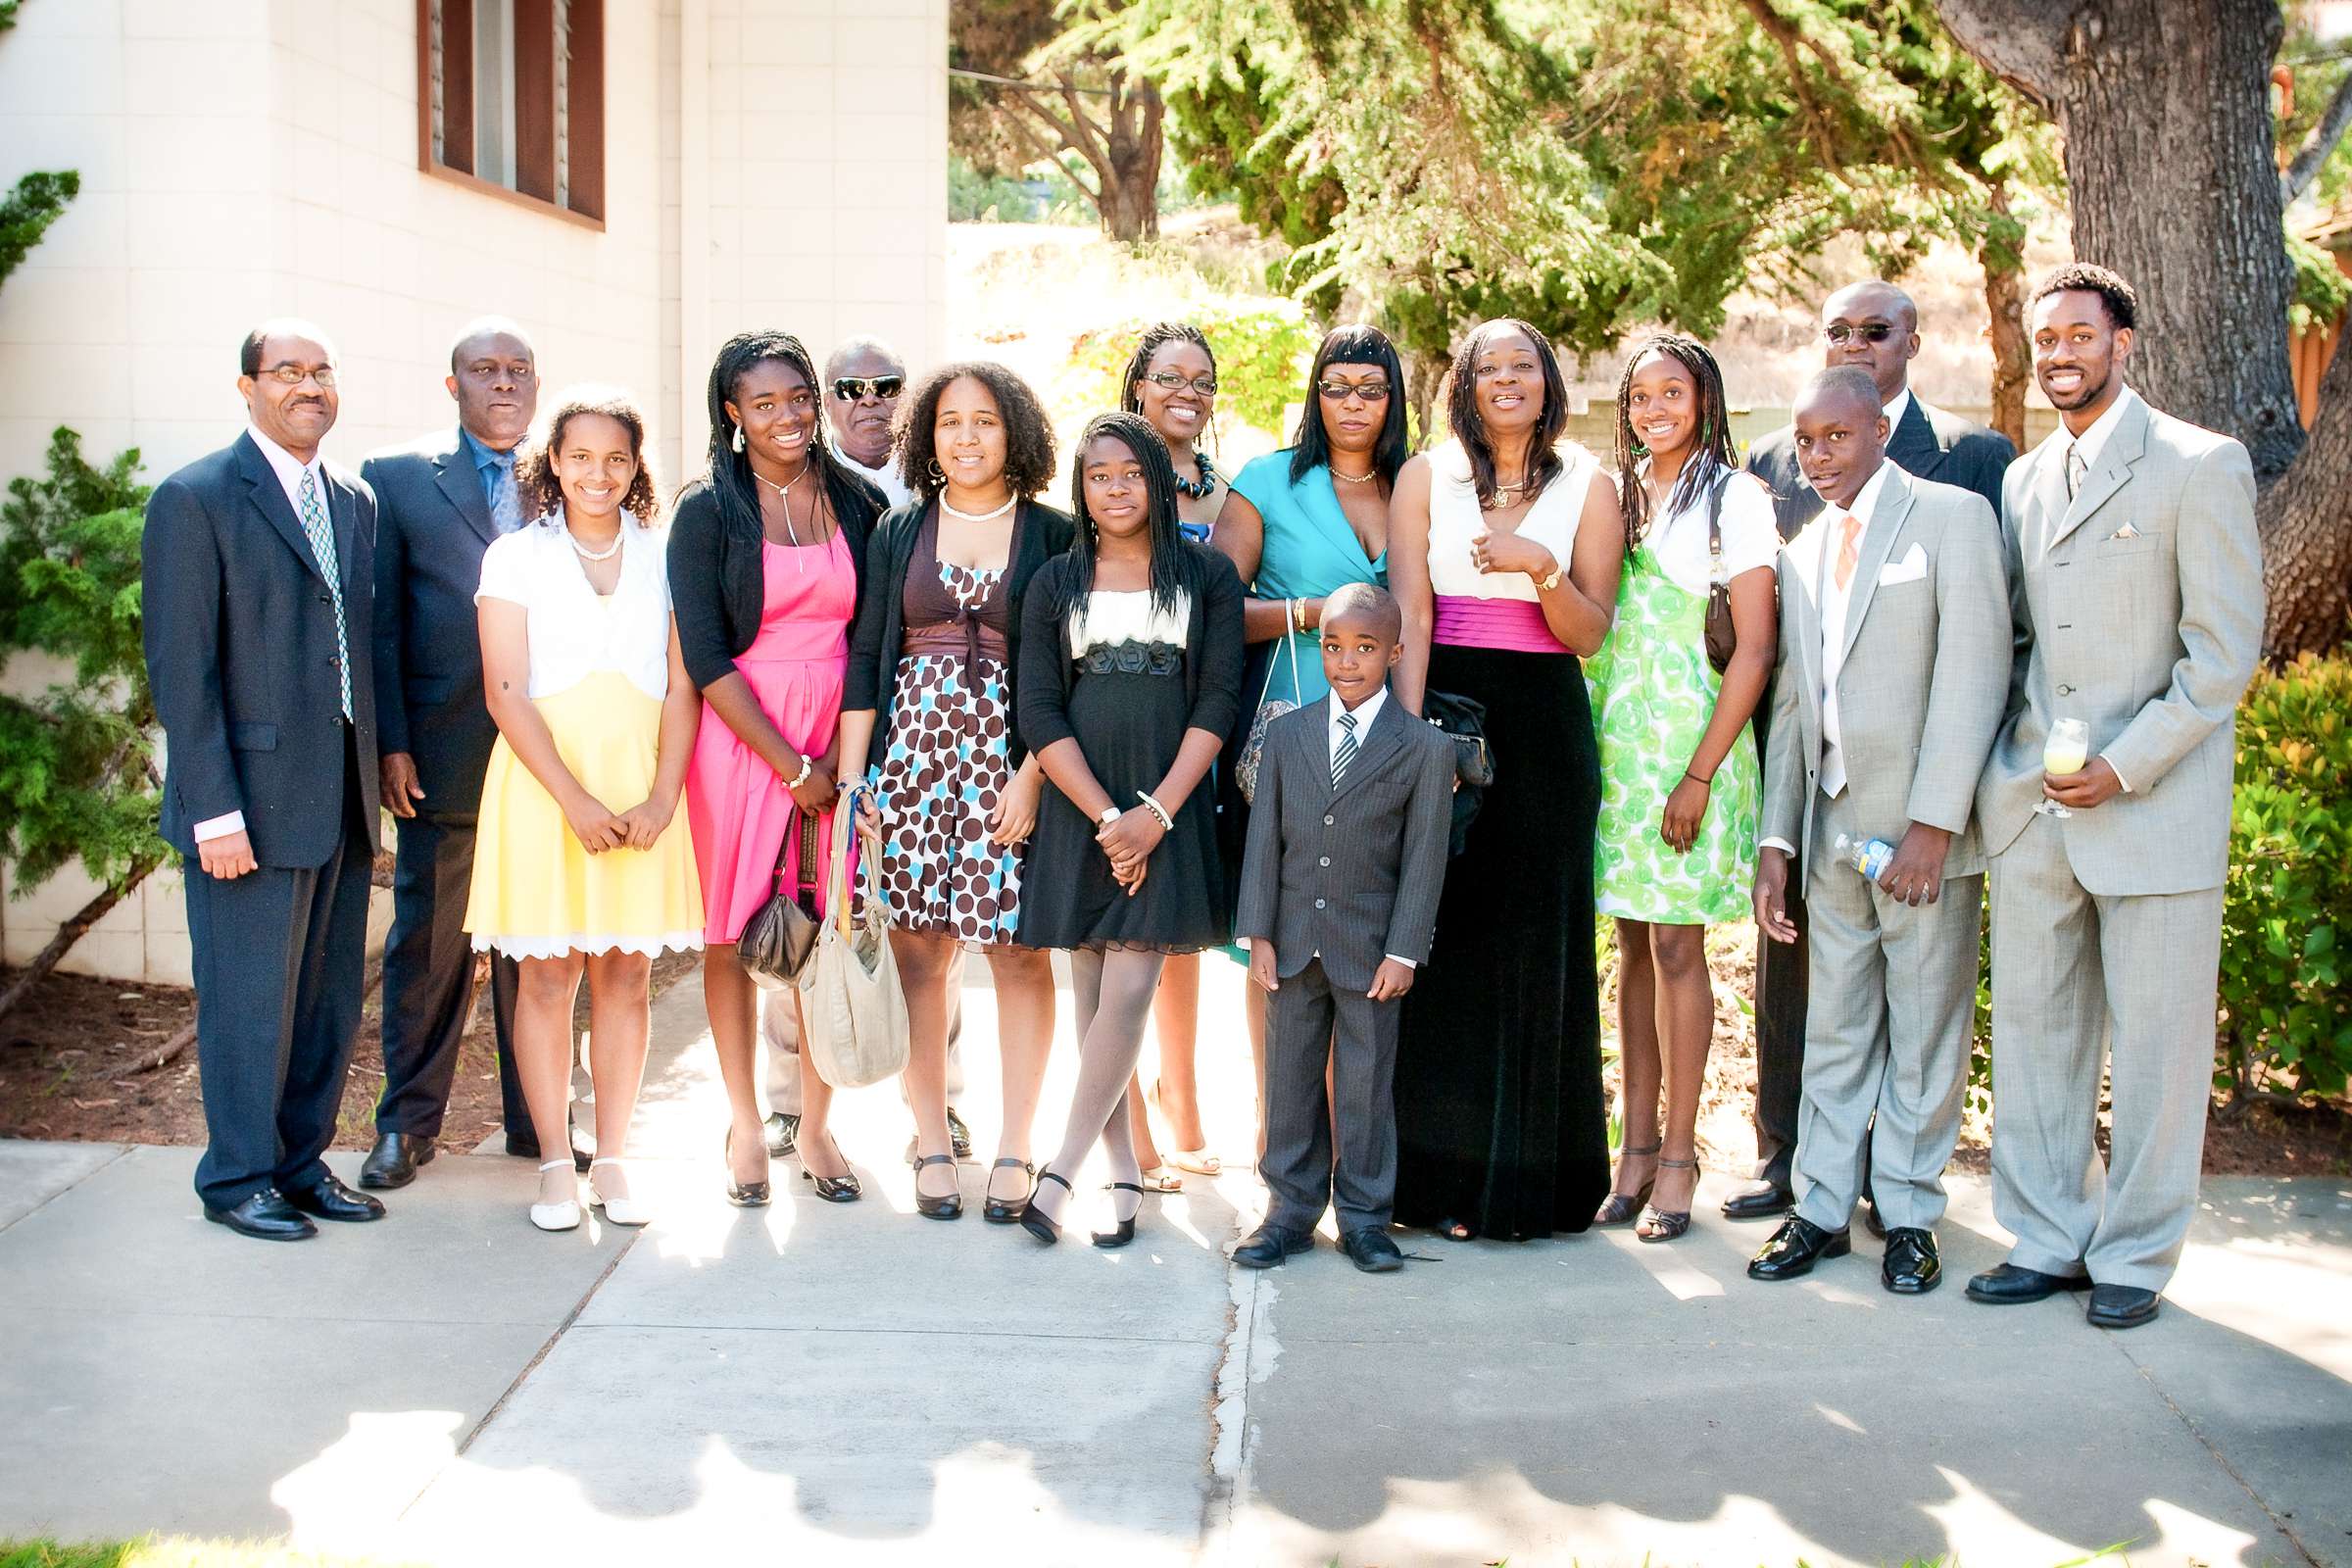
[1988,811,2223,1293]
[1793,789,1980,1236]
[1261,957,1400,1233]
[374,809,526,1139]
[185,733,374,1209]
[764,946,964,1114]
[1748,708,1808,1187]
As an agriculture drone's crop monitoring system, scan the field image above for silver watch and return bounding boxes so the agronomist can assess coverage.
[1099,806,1123,825]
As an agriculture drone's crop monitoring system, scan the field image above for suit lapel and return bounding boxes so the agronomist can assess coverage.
[434,436,500,546]
[236,433,330,586]
[1886,397,1944,480]
[1329,697,1406,802]
[1838,465,1916,664]
[2045,396,2146,556]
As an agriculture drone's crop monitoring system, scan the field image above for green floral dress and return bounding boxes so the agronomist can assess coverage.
[1587,545,1760,925]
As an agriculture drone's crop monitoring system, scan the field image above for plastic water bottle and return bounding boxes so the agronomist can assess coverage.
[1833,831,1894,880]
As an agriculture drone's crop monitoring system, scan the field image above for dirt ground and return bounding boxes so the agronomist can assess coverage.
[4,936,2347,1178]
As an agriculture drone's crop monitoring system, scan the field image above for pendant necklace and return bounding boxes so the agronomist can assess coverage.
[757,466,808,547]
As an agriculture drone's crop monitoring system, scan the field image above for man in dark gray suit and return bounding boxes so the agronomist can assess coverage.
[143,319,386,1241]
[359,319,545,1189]
[1234,585,1455,1274]
[1728,280,2017,1223]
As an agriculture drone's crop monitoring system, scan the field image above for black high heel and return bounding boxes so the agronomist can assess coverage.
[983,1158,1035,1225]
[1092,1181,1145,1250]
[1019,1168,1071,1246]
[723,1127,770,1208]
[912,1152,962,1220]
[799,1137,860,1203]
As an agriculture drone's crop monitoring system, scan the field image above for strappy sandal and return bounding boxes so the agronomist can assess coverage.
[1092,1181,1145,1249]
[1020,1168,1071,1246]
[1138,1164,1185,1194]
[1593,1142,1661,1228]
[1168,1148,1222,1177]
[983,1158,1035,1225]
[1637,1156,1699,1244]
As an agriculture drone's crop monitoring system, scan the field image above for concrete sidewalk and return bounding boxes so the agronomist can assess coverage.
[2,956,2347,1567]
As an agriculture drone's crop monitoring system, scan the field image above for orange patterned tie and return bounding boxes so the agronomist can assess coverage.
[1833,513,1863,592]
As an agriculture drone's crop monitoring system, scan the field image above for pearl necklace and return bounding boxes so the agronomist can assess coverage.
[568,526,623,562]
[941,494,1017,523]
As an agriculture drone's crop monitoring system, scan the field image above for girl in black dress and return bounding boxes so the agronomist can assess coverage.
[1013,412,1246,1247]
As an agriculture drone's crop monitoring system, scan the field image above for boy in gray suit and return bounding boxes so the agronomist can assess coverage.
[1234,584,1456,1274]
[1746,368,2011,1295]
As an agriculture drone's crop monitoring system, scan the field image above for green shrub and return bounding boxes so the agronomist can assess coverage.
[1064,300,1320,444]
[2219,651,2352,1100]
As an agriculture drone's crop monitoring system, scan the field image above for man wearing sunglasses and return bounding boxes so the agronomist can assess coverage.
[825,337,913,509]
[1728,280,2016,1230]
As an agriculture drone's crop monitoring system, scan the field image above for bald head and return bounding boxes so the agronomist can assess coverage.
[827,336,908,468]
[1820,280,1921,406]
[1791,367,1889,511]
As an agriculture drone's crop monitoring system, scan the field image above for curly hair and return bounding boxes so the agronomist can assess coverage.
[1446,318,1569,511]
[516,385,661,523]
[2031,262,2139,331]
[1612,333,1737,553]
[893,361,1057,501]
[1058,411,1189,620]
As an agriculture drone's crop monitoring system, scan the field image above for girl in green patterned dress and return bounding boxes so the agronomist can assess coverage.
[1585,334,1782,1243]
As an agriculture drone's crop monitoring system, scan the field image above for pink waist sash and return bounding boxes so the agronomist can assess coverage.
[1433,594,1574,655]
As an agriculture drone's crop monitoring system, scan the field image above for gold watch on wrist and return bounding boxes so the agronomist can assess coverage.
[1533,563,1563,592]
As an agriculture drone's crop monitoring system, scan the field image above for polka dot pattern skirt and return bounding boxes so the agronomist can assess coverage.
[874,649,1024,946]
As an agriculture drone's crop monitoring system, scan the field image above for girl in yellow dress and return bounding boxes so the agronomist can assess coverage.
[466,388,704,1232]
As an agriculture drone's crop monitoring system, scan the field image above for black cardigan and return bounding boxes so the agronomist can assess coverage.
[667,467,885,693]
[844,496,1076,773]
[1016,543,1247,760]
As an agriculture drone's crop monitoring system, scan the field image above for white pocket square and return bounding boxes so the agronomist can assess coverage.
[1878,544,1928,586]
[2109,522,2142,541]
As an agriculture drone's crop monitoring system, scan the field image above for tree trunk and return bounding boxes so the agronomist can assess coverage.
[1980,179,2030,452]
[1098,79,1164,242]
[0,853,162,1022]
[2257,327,2352,654]
[1406,352,1446,451]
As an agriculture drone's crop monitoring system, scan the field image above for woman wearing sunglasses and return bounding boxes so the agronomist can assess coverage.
[1210,323,1410,1138]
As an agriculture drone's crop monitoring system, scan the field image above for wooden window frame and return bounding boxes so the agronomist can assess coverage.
[416,0,606,230]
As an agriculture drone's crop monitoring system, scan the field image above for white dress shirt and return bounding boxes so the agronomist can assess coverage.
[2056,386,2145,793]
[1881,388,1912,439]
[191,428,334,844]
[836,446,913,510]
[1323,687,1416,971]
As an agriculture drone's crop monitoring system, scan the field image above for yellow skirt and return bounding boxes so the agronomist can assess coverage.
[466,671,705,960]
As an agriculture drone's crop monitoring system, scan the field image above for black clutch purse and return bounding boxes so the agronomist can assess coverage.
[1420,689,1493,857]
[738,808,823,990]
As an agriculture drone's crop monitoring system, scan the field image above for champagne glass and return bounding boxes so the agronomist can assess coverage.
[2036,717,2090,818]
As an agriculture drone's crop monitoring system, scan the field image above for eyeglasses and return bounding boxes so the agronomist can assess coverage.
[1143,369,1219,396]
[1823,323,1897,346]
[1316,379,1392,402]
[832,375,904,401]
[257,364,336,388]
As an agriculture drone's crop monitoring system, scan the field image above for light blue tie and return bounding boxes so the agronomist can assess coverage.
[299,467,353,721]
[487,448,523,534]
[1332,710,1358,786]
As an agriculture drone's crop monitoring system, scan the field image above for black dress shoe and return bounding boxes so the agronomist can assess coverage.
[1964,1262,2093,1304]
[1233,1224,1315,1269]
[913,1152,963,1220]
[983,1159,1035,1224]
[2086,1283,2161,1330]
[1746,1215,1850,1281]
[1341,1227,1403,1273]
[1880,1227,1941,1295]
[723,1128,770,1208]
[1720,1179,1794,1221]
[763,1112,798,1159]
[360,1133,434,1191]
[947,1105,973,1160]
[205,1188,318,1241]
[286,1173,386,1222]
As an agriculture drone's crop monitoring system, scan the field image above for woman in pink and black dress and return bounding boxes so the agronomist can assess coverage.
[671,330,886,1208]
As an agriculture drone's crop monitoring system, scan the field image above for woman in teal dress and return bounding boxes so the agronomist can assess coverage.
[1585,333,1781,1244]
[1210,323,1408,1116]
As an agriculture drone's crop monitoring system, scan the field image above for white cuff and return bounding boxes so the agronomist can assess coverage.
[1385,954,1417,970]
[1759,837,1796,858]
[2100,754,2132,793]
[192,810,247,843]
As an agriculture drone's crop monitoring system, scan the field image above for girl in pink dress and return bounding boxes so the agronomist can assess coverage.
[671,331,888,1208]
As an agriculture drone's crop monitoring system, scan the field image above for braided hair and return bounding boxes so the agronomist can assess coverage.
[1120,321,1219,475]
[1613,332,1738,552]
[1446,318,1569,510]
[701,329,869,541]
[1057,411,1189,620]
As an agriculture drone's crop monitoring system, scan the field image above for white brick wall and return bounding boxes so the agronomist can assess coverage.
[0,0,947,984]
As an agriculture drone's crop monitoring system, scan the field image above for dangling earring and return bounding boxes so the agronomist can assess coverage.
[731,422,746,454]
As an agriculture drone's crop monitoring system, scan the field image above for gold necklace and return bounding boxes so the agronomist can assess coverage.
[1331,465,1378,485]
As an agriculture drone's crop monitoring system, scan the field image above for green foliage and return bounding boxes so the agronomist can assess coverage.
[0,170,79,293]
[1065,298,1320,439]
[2286,229,2352,332]
[2220,651,2352,1101]
[950,154,1050,222]
[0,428,162,898]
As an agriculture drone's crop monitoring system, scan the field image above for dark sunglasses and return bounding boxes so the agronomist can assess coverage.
[1823,323,1897,346]
[1316,378,1393,401]
[832,375,904,401]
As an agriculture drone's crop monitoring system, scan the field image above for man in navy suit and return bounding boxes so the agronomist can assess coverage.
[1730,280,2016,1225]
[143,319,386,1240]
[359,318,547,1190]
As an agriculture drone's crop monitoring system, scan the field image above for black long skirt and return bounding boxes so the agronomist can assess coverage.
[1394,642,1608,1240]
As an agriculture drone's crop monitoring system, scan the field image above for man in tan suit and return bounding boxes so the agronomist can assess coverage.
[1968,265,2264,1330]
[1745,368,2010,1294]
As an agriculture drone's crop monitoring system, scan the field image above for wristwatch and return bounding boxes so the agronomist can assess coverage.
[1533,564,1563,592]
[1099,806,1123,825]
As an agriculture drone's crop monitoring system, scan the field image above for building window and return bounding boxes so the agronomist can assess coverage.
[417,0,606,224]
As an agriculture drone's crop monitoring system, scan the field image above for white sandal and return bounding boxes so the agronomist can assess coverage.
[587,1156,654,1227]
[1138,1164,1185,1194]
[529,1159,581,1233]
[1169,1148,1222,1177]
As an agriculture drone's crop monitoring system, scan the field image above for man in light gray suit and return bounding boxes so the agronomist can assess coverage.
[1234,584,1455,1275]
[1967,265,2264,1330]
[1746,368,2010,1295]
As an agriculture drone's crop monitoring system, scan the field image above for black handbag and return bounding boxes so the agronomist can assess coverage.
[1420,689,1493,858]
[738,808,823,990]
[1702,473,1738,675]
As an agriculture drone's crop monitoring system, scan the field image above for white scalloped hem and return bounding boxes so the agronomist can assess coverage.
[471,933,706,961]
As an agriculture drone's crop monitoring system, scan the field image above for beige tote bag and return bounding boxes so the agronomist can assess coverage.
[797,787,909,1089]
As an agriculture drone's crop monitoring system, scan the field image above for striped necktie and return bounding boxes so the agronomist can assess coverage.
[299,467,353,721]
[1332,709,1358,787]
[488,448,523,534]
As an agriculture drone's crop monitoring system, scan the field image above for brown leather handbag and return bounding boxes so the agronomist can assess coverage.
[1703,475,1738,675]
[737,808,823,990]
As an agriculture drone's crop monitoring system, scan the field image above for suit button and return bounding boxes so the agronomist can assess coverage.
[1319,856,1331,867]
[2057,683,2074,696]
[1323,814,1334,826]
[1314,899,1326,909]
